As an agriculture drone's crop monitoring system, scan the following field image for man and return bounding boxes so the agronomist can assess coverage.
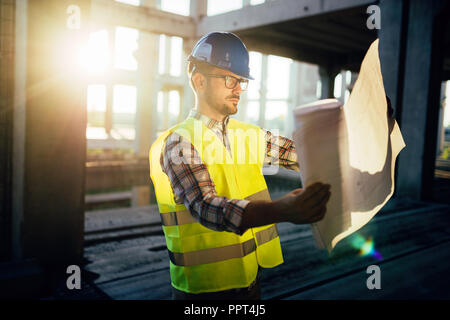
[149,32,331,300]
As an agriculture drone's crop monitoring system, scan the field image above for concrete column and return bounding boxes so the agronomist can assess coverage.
[1,0,16,261]
[285,61,299,139]
[258,54,268,128]
[348,72,357,92]
[164,35,171,75]
[378,0,408,202]
[105,26,115,136]
[339,70,347,104]
[436,82,446,157]
[162,91,170,130]
[183,37,197,117]
[105,85,113,136]
[12,0,27,262]
[240,88,249,122]
[319,66,338,99]
[182,41,194,118]
[183,0,207,117]
[395,0,447,200]
[132,0,159,207]
[17,0,91,268]
[379,0,408,121]
[296,63,306,104]
[190,0,207,22]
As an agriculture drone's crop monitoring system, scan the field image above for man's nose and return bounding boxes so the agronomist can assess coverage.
[232,82,242,94]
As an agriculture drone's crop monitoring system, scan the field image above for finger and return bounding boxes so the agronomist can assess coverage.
[310,204,327,222]
[302,183,329,201]
[307,182,326,192]
[306,187,330,208]
[307,194,328,214]
[319,205,327,217]
[322,190,331,204]
[316,207,327,221]
[308,208,324,223]
[317,191,331,208]
[306,195,330,218]
[291,188,303,195]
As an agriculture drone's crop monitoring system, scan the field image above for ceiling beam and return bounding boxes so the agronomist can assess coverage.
[300,17,377,48]
[91,0,196,38]
[241,32,369,72]
[262,28,350,54]
[197,0,375,36]
[240,35,345,68]
[271,24,369,53]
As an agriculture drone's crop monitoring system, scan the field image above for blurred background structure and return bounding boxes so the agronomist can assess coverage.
[1,0,450,299]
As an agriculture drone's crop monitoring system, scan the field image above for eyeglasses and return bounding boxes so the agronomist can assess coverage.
[203,74,249,91]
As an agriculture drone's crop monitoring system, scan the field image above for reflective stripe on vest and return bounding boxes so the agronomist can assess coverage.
[168,224,279,266]
[160,188,271,226]
[160,210,196,226]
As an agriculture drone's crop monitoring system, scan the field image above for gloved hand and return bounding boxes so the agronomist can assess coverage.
[276,182,331,224]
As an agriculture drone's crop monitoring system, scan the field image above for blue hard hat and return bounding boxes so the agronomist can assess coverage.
[188,32,254,80]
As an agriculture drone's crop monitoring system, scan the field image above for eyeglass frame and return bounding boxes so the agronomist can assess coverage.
[202,74,249,91]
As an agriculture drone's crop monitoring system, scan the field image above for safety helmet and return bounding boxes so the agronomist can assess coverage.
[187,31,254,80]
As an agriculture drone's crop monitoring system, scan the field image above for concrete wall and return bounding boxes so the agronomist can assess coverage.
[0,0,15,262]
[379,0,449,201]
[14,0,91,269]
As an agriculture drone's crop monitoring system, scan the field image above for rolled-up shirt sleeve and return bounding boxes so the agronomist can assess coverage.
[264,129,300,172]
[160,132,249,235]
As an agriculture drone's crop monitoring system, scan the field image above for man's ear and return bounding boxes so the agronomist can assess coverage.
[192,73,206,92]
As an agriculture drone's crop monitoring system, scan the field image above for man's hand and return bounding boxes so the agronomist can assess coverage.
[276,182,331,224]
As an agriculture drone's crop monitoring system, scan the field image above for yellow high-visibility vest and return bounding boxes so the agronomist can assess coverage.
[149,116,283,294]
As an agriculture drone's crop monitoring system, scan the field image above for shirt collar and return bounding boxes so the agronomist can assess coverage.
[188,109,230,132]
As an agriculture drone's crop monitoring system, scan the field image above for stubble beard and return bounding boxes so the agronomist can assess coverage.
[205,89,237,116]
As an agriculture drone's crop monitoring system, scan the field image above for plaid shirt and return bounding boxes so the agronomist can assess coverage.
[160,109,299,235]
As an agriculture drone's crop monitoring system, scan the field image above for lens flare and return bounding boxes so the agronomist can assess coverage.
[351,234,383,260]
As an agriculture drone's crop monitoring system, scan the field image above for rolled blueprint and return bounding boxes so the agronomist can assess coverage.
[292,39,406,252]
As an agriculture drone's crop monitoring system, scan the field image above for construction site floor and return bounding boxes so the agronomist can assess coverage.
[40,193,450,300]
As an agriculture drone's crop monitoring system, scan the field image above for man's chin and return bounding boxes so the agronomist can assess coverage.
[228,103,238,115]
[217,102,238,116]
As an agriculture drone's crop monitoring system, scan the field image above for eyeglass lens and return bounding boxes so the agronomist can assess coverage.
[226,76,248,90]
